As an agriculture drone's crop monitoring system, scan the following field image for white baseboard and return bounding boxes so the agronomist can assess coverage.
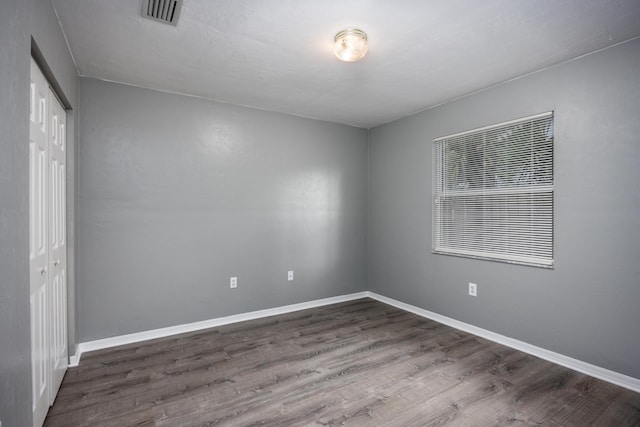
[365,291,640,393]
[68,353,79,367]
[68,290,640,394]
[68,291,368,367]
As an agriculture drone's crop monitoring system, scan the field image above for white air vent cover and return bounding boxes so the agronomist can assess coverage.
[142,0,182,26]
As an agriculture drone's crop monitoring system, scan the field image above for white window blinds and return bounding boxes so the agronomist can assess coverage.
[433,112,554,268]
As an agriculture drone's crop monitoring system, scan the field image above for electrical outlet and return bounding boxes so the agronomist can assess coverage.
[469,282,477,297]
[288,270,294,281]
[230,277,237,289]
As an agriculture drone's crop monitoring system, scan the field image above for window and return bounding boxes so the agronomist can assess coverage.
[432,112,554,268]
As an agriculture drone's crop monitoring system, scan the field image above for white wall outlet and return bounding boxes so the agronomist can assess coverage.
[230,277,237,289]
[288,270,294,281]
[469,282,477,297]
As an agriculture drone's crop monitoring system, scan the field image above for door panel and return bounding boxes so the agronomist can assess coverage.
[48,88,68,396]
[30,58,50,427]
[30,59,69,427]
[30,286,48,417]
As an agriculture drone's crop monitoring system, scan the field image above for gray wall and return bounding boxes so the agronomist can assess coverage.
[368,38,640,379]
[0,0,77,426]
[0,1,32,426]
[77,78,368,342]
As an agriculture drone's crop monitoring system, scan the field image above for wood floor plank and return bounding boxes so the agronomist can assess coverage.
[45,299,640,426]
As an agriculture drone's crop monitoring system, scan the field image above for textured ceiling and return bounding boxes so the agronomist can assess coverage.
[52,0,640,128]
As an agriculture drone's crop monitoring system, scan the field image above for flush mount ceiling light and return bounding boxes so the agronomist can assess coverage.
[333,28,368,62]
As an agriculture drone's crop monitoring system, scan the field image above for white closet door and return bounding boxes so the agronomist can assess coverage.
[48,88,68,398]
[30,58,50,427]
[30,58,69,427]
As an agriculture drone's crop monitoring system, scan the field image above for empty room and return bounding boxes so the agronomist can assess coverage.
[2,0,640,426]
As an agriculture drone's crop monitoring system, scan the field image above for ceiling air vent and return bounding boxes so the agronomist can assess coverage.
[142,0,183,26]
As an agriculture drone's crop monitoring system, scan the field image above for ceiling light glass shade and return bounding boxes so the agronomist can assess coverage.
[333,28,368,62]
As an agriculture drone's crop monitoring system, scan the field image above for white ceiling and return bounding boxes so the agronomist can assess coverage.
[52,0,640,128]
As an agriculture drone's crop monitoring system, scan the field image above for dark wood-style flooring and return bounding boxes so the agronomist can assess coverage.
[45,298,640,426]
